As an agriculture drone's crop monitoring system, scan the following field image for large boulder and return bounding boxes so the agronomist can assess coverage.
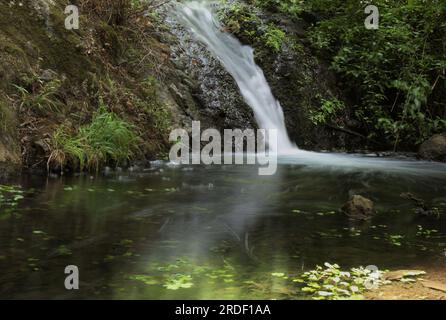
[418,133,446,162]
[341,195,376,220]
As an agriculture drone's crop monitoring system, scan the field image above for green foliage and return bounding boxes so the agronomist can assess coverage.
[219,2,290,52]
[219,1,260,35]
[309,96,345,125]
[416,225,438,238]
[163,274,194,290]
[262,24,287,52]
[306,0,446,147]
[387,234,404,246]
[253,0,303,17]
[12,79,62,114]
[50,102,140,171]
[129,257,237,291]
[130,0,148,10]
[129,274,159,285]
[56,245,73,257]
[135,76,171,134]
[293,263,388,300]
[251,0,446,148]
[96,75,171,145]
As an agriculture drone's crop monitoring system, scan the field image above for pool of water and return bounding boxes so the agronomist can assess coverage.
[1,155,446,299]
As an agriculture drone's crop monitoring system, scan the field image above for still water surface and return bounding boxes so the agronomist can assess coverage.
[1,155,445,299]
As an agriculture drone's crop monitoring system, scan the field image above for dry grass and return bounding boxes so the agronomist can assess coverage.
[80,0,132,25]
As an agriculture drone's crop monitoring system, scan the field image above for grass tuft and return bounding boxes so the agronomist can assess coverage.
[49,101,140,172]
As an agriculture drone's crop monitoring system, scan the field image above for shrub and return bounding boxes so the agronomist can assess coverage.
[305,0,446,148]
[309,97,345,126]
[252,0,446,149]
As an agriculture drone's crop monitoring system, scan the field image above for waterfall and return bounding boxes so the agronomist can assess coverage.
[175,1,295,153]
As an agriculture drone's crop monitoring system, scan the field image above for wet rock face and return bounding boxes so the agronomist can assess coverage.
[418,133,446,163]
[342,195,376,220]
[256,44,344,149]
[158,3,364,150]
[250,17,362,151]
[160,8,256,132]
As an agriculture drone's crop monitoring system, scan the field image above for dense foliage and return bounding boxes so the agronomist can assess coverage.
[251,0,446,149]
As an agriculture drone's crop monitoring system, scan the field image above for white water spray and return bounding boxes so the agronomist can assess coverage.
[175,1,295,153]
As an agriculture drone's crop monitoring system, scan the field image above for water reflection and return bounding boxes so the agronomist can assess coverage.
[0,159,445,299]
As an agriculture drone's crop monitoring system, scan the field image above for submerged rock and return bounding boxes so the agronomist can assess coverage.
[418,133,446,162]
[341,195,376,220]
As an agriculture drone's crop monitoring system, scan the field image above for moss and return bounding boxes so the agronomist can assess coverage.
[96,20,125,62]
[262,24,287,52]
[0,1,97,89]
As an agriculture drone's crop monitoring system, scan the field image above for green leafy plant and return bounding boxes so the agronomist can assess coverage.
[306,0,446,148]
[129,257,238,291]
[293,263,389,300]
[416,225,439,238]
[13,79,62,113]
[252,0,304,22]
[49,101,140,171]
[309,97,345,125]
[387,234,404,246]
[262,24,287,52]
[253,0,446,148]
[163,274,194,290]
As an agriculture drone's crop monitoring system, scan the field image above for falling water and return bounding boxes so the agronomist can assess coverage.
[175,1,295,152]
[174,1,446,176]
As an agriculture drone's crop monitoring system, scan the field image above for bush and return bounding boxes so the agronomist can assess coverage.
[306,0,446,148]
[250,0,446,149]
[310,97,345,126]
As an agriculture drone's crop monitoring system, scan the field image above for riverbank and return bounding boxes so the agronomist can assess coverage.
[366,262,446,300]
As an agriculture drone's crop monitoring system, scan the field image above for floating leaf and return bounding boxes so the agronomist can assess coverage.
[271,272,286,278]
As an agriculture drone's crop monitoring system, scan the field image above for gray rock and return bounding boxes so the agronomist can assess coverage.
[418,133,446,163]
[342,195,375,220]
[40,69,58,82]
